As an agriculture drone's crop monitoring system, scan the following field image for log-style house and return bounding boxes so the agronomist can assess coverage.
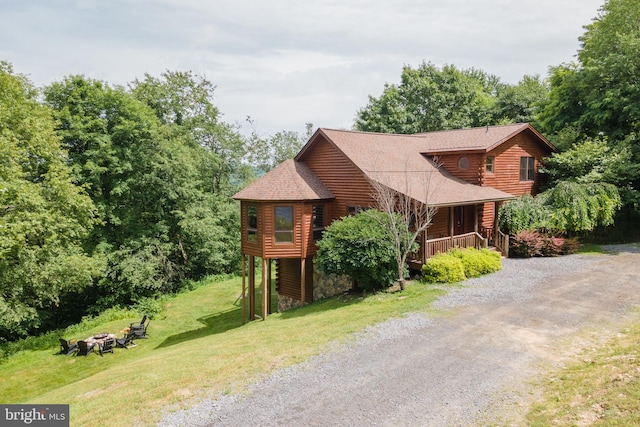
[233,123,556,321]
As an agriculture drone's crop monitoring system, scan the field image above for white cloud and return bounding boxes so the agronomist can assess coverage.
[0,0,605,137]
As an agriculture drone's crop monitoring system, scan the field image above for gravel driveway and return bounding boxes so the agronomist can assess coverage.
[159,245,640,427]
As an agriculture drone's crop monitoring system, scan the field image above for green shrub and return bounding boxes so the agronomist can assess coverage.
[450,248,502,277]
[316,210,397,290]
[421,254,466,283]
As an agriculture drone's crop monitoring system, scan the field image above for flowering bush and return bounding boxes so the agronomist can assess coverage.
[510,230,579,258]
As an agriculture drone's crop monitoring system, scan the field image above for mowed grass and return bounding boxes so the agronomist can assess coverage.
[0,276,445,426]
[527,310,640,426]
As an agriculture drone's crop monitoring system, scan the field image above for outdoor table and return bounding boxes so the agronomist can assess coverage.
[85,333,116,346]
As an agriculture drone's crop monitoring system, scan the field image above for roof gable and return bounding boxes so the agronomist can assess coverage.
[233,159,335,201]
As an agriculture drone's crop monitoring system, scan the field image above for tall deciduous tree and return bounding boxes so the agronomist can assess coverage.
[355,62,501,134]
[130,70,246,195]
[355,62,546,135]
[44,74,241,309]
[0,63,100,339]
[245,121,313,174]
[492,75,549,125]
[537,0,640,208]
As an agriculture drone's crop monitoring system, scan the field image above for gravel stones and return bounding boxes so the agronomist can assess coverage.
[159,245,640,427]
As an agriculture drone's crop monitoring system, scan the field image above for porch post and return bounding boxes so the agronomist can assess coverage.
[248,256,255,321]
[300,257,306,306]
[262,257,269,320]
[474,204,479,233]
[448,207,454,236]
[267,259,272,315]
[241,254,246,324]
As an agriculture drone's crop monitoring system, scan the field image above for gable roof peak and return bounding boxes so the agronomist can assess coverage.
[232,158,334,202]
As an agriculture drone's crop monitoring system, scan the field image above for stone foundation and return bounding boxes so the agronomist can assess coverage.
[313,268,353,300]
[278,294,303,312]
[277,262,353,312]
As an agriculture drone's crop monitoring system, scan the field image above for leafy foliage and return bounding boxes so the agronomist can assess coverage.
[41,73,244,313]
[509,231,578,258]
[498,195,549,235]
[449,248,502,278]
[539,181,621,233]
[537,0,640,210]
[355,62,548,134]
[0,63,101,339]
[499,182,621,235]
[420,253,466,284]
[316,210,397,290]
[245,120,313,174]
[421,248,501,283]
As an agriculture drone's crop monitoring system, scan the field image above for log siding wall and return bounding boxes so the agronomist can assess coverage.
[300,136,376,221]
[276,258,313,303]
[241,201,323,259]
[482,131,550,196]
[436,153,483,184]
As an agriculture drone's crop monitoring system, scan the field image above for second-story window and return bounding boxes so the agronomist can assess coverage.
[247,205,258,242]
[274,206,294,243]
[520,156,535,181]
[313,205,325,241]
[485,156,495,173]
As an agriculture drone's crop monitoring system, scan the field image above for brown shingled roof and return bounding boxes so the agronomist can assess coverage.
[237,124,552,206]
[298,125,540,206]
[414,123,556,153]
[233,159,335,201]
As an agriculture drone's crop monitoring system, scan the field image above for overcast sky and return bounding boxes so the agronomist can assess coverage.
[1,0,604,137]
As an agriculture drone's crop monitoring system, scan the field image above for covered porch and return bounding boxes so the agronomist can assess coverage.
[407,202,509,270]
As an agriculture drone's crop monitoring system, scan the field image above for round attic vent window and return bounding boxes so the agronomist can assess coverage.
[457,156,470,170]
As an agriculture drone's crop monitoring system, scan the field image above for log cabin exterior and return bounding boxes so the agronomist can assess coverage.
[233,123,556,320]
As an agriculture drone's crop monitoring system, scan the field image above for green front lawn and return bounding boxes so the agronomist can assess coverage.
[0,276,444,426]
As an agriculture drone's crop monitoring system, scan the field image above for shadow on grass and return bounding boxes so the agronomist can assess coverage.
[277,290,380,320]
[156,306,244,348]
[600,243,640,255]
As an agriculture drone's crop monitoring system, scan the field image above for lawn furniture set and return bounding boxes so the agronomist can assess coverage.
[58,316,149,357]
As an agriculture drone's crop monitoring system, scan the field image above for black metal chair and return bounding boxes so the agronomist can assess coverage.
[59,338,78,356]
[116,331,137,349]
[131,319,150,339]
[76,340,96,356]
[98,337,115,356]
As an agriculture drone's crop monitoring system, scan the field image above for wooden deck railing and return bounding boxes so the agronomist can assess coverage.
[494,230,509,257]
[408,232,489,265]
[480,226,509,257]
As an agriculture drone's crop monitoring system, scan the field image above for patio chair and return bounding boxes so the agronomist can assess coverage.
[129,315,147,330]
[59,338,78,356]
[116,331,137,349]
[76,340,96,357]
[98,337,115,356]
[132,319,150,339]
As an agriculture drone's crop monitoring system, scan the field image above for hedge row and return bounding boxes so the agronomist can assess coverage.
[421,248,502,284]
